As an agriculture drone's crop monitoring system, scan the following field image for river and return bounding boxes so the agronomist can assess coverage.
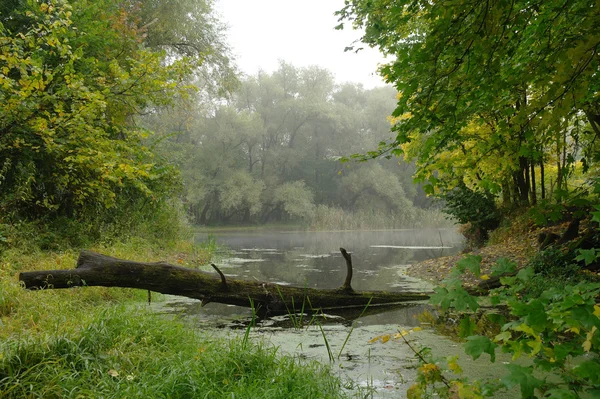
[153,229,519,398]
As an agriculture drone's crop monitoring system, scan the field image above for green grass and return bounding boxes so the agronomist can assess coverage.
[0,306,345,398]
[0,238,349,399]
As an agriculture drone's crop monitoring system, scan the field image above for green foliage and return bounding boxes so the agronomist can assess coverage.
[1,240,346,398]
[529,247,578,277]
[440,183,500,245]
[411,253,600,398]
[338,0,600,207]
[0,1,186,219]
[273,181,315,220]
[576,248,600,266]
[0,306,347,398]
[0,0,235,245]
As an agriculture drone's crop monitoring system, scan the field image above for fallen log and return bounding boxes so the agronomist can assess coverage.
[19,250,430,314]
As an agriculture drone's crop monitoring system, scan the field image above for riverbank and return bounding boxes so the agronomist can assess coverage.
[405,223,540,287]
[0,239,351,398]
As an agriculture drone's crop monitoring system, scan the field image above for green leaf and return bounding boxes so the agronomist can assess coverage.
[573,360,600,384]
[490,257,517,277]
[575,249,599,266]
[429,286,451,310]
[525,300,549,332]
[516,267,534,282]
[543,388,578,399]
[455,254,482,278]
[459,316,476,338]
[501,364,544,398]
[486,313,506,326]
[464,335,497,362]
[554,344,577,361]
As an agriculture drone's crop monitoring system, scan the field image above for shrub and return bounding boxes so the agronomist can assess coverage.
[440,183,500,247]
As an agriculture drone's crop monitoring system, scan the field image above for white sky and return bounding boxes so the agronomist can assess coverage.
[214,0,389,88]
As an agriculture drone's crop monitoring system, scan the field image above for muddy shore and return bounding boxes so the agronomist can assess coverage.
[406,228,539,287]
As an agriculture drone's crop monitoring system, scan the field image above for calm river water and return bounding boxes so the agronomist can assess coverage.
[198,228,462,291]
[154,229,518,398]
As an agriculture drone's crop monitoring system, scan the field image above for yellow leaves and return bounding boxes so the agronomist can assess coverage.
[494,331,511,343]
[399,112,413,121]
[593,305,600,318]
[406,384,424,399]
[447,355,463,375]
[569,326,580,335]
[47,37,58,48]
[394,330,408,339]
[480,274,490,281]
[369,334,391,344]
[449,381,484,399]
[526,340,543,356]
[583,326,597,352]
[387,112,413,125]
[419,363,442,383]
[368,327,422,344]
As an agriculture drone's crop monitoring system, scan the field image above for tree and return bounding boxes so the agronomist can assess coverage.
[337,0,600,205]
[0,0,232,239]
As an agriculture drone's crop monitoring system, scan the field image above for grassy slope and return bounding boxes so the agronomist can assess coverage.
[0,240,348,398]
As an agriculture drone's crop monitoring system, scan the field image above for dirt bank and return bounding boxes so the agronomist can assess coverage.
[406,227,540,287]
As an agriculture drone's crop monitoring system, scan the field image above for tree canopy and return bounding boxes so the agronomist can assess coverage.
[0,0,233,235]
[337,0,600,205]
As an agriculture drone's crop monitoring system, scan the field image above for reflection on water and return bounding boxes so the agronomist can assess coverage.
[196,229,463,292]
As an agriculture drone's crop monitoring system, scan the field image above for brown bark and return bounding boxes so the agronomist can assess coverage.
[517,156,529,204]
[19,250,430,314]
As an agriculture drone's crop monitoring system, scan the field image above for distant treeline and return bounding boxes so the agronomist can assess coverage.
[143,63,445,228]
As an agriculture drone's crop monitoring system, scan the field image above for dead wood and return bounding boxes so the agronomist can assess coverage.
[19,250,430,314]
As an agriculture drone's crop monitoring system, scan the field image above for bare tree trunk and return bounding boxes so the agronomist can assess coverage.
[530,160,537,205]
[516,157,529,205]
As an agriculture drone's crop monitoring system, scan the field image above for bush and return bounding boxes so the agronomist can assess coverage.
[440,183,500,247]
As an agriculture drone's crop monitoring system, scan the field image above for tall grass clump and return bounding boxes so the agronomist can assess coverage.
[0,306,347,399]
[306,205,452,231]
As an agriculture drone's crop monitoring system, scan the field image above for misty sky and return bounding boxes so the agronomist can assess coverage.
[214,0,389,88]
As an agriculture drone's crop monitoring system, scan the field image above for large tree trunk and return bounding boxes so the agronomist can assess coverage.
[516,156,530,205]
[19,250,430,315]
